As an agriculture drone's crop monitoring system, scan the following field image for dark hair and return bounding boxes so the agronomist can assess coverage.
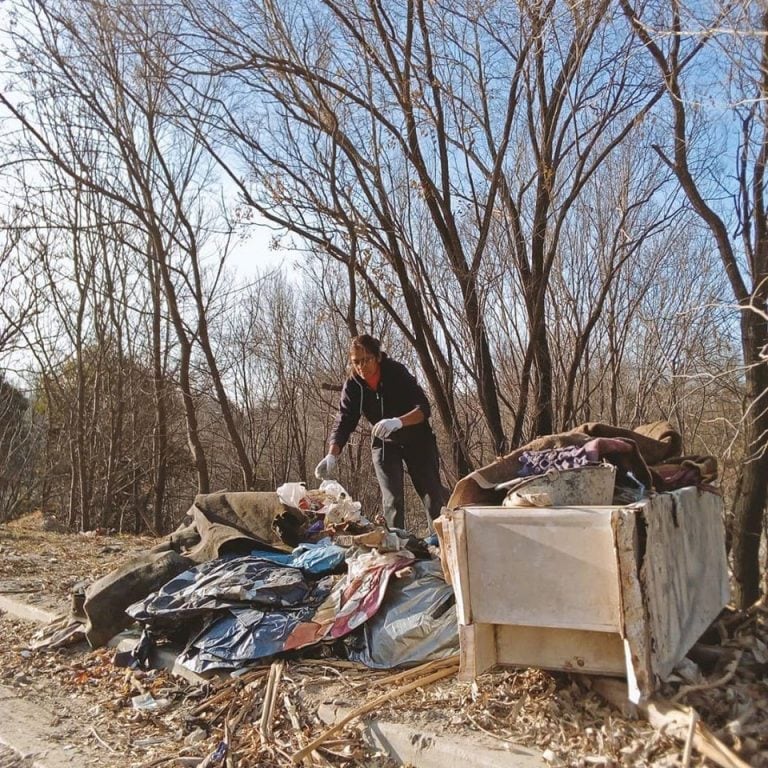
[349,334,381,358]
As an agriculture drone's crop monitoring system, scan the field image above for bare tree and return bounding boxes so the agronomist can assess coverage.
[0,0,258,494]
[0,376,39,520]
[169,0,681,474]
[620,0,768,606]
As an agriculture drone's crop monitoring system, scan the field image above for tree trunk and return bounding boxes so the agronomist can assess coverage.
[153,235,210,495]
[731,309,768,607]
[150,257,168,533]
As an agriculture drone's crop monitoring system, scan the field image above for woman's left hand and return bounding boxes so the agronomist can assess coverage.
[372,418,403,438]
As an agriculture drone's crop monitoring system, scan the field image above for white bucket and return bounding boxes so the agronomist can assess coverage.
[502,464,616,507]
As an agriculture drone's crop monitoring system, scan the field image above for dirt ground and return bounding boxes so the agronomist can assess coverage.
[0,512,766,768]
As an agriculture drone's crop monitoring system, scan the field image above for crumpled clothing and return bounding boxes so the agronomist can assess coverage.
[583,437,636,462]
[127,556,327,623]
[517,439,636,477]
[653,455,719,489]
[449,421,689,508]
[284,549,415,650]
[518,445,591,476]
[653,464,701,490]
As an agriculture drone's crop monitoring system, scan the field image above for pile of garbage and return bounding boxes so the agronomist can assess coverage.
[33,421,719,679]
[34,481,458,676]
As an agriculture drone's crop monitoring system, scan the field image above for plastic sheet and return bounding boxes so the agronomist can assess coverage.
[179,604,318,673]
[345,559,459,668]
[125,528,448,674]
[127,556,329,623]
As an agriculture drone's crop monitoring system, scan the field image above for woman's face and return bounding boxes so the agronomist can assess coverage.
[350,346,380,376]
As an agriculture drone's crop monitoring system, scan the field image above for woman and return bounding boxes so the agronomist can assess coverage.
[315,334,448,530]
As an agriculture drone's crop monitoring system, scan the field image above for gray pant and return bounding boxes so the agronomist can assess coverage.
[371,431,448,530]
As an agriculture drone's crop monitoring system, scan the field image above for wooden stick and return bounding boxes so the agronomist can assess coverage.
[291,662,458,764]
[224,703,236,768]
[464,711,525,746]
[294,659,365,669]
[671,650,744,703]
[89,725,116,752]
[369,655,460,689]
[309,663,367,690]
[259,662,278,740]
[191,670,268,717]
[593,682,749,768]
[260,660,284,742]
[284,693,328,768]
[283,693,303,733]
[642,699,750,768]
[204,669,255,698]
[681,708,698,768]
[210,700,232,727]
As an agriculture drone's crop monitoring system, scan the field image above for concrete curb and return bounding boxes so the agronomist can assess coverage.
[1,595,546,767]
[318,702,545,768]
[0,597,54,625]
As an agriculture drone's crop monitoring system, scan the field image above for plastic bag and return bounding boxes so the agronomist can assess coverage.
[276,482,310,509]
[323,498,364,525]
[318,479,348,499]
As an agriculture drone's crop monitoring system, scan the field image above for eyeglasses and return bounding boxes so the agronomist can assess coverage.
[350,355,375,367]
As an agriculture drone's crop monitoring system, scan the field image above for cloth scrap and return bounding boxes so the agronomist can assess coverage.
[518,445,591,476]
[284,549,415,650]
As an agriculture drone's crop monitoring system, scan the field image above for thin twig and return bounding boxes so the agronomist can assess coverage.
[89,725,116,752]
[671,650,744,703]
[464,711,523,746]
[682,708,698,768]
[368,655,460,689]
[191,669,268,716]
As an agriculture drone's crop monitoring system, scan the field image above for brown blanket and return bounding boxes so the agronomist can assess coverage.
[447,421,713,509]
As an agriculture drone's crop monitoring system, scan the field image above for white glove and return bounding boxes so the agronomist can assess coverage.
[314,453,338,480]
[372,418,403,439]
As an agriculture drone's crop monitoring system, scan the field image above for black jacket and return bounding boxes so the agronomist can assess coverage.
[329,354,433,449]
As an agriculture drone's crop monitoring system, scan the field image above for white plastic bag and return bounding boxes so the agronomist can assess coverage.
[323,498,364,525]
[276,482,309,508]
[318,479,348,499]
